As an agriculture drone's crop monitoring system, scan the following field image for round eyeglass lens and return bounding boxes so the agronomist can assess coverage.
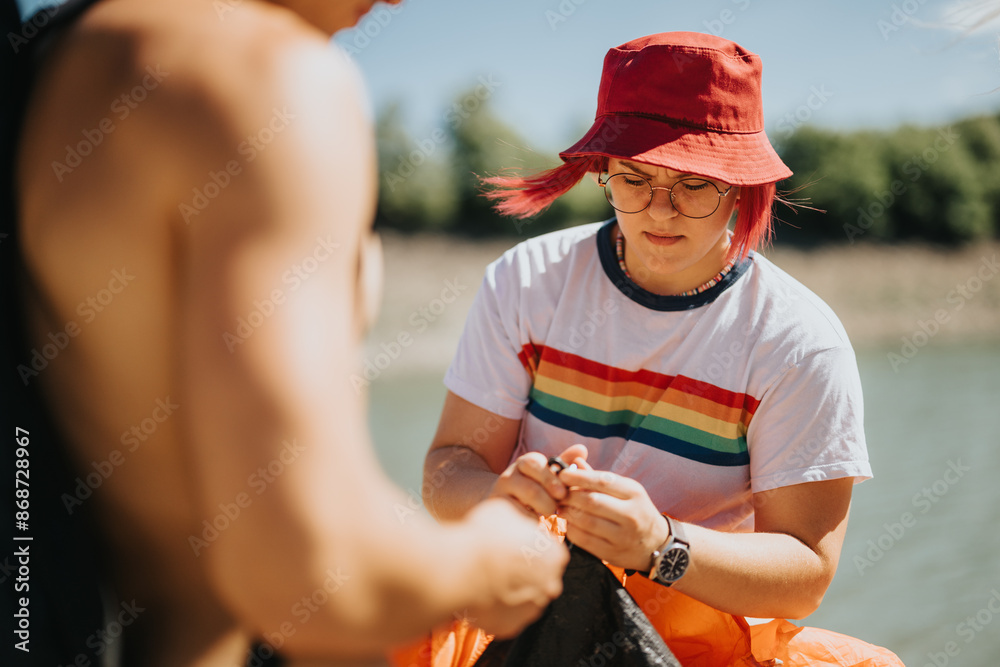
[669,178,724,218]
[604,174,725,218]
[604,174,652,214]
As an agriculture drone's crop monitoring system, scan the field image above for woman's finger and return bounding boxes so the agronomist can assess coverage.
[515,452,570,500]
[560,494,623,533]
[559,487,633,527]
[557,467,635,499]
[562,519,617,559]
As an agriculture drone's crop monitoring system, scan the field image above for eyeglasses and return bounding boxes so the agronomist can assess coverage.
[598,172,733,218]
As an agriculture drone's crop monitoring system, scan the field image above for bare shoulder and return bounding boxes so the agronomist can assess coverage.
[19,0,375,287]
[21,0,372,201]
[75,0,372,173]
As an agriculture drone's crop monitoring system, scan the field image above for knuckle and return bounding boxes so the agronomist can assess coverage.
[516,455,548,482]
[520,452,546,469]
[562,502,586,521]
[597,471,616,489]
[528,487,553,513]
[571,511,592,531]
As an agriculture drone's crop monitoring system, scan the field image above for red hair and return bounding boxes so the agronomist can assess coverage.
[483,156,778,262]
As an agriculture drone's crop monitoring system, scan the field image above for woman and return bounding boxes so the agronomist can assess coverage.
[419,32,902,666]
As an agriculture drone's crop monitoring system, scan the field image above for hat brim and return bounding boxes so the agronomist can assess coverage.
[559,115,792,187]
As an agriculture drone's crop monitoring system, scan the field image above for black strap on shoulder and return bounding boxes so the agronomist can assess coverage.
[2,1,111,665]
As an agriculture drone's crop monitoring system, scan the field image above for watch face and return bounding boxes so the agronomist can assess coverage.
[656,547,689,582]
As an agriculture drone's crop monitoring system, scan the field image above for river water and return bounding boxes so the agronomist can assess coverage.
[368,342,1000,666]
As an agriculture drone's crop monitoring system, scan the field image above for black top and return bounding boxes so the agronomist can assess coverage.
[2,1,110,665]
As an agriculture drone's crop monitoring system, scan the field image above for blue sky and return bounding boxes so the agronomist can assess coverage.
[335,0,1000,153]
[17,0,1000,153]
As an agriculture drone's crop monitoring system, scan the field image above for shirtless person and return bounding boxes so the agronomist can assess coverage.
[9,0,567,664]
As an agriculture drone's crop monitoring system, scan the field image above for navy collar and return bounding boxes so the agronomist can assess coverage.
[595,218,752,312]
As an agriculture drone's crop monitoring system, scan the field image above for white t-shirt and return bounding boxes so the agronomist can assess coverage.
[445,220,871,532]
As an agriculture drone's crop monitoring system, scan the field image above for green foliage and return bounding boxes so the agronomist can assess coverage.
[376,89,1000,244]
[447,94,535,237]
[375,103,459,233]
[374,87,610,238]
[778,128,891,242]
[955,115,1000,235]
[778,113,1000,246]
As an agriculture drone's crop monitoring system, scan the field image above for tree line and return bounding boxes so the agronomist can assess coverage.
[375,88,1000,245]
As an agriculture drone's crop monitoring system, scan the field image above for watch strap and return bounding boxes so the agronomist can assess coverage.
[666,515,688,548]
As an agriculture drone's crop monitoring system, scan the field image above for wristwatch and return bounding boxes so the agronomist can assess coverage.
[649,515,690,587]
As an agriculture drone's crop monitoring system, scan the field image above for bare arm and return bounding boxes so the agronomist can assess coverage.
[424,391,521,519]
[681,477,851,619]
[425,391,588,520]
[558,467,853,620]
[174,34,564,656]
[427,356,849,620]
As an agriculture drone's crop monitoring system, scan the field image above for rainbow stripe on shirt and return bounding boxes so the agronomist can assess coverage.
[518,344,759,466]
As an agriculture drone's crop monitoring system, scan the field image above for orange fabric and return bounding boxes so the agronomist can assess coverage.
[612,563,757,666]
[388,621,492,667]
[386,515,904,667]
[748,619,905,667]
[388,638,431,667]
[615,563,903,666]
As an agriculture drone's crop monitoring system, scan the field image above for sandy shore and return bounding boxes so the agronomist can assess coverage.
[364,231,1000,377]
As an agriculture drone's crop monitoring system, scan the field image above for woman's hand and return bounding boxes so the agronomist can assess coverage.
[556,467,670,572]
[488,444,589,517]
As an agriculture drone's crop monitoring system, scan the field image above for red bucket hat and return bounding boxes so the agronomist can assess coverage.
[560,32,792,187]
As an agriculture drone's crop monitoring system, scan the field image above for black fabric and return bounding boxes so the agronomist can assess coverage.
[2,1,111,665]
[245,642,287,667]
[596,218,753,312]
[474,546,681,667]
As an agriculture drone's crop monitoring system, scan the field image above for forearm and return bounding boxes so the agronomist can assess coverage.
[423,445,498,520]
[211,471,495,657]
[266,475,564,656]
[559,469,850,621]
[671,522,836,619]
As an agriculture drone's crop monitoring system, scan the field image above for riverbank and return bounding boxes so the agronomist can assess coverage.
[364,232,1000,377]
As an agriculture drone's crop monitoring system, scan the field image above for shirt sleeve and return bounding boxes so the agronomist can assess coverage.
[747,344,872,493]
[443,256,533,420]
